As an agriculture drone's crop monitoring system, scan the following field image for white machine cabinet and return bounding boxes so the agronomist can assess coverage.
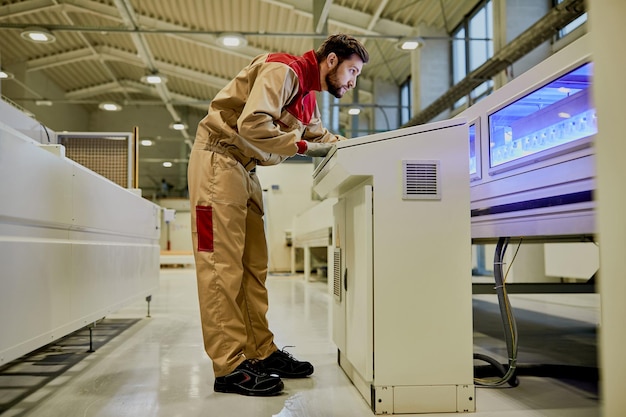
[313,119,475,414]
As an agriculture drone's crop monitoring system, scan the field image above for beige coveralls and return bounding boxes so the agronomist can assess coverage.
[188,50,342,377]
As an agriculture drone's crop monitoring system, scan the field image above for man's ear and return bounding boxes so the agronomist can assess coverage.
[326,52,338,69]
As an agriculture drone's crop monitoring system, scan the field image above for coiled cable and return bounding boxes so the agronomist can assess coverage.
[474,237,521,387]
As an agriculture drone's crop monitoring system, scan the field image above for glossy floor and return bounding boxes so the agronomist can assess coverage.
[4,268,600,416]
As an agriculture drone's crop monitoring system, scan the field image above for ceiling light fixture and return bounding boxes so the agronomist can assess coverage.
[0,70,14,80]
[216,32,248,48]
[140,139,154,146]
[20,27,56,43]
[163,161,173,168]
[397,37,424,51]
[169,121,187,131]
[98,102,122,111]
[141,73,167,84]
[348,107,362,116]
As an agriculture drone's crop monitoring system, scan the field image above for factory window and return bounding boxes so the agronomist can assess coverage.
[554,0,587,37]
[451,0,494,109]
[399,76,412,125]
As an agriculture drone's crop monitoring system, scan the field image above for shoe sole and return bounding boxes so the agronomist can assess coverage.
[214,380,284,397]
[265,367,314,379]
[266,371,313,378]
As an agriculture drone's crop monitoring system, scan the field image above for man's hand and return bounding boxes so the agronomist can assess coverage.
[299,141,334,157]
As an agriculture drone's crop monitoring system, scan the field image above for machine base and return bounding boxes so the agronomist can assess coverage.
[339,350,476,415]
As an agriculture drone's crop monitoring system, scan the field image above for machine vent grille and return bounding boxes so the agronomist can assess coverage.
[333,248,342,301]
[402,160,441,200]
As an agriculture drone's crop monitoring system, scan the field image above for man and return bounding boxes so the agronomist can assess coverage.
[188,34,369,397]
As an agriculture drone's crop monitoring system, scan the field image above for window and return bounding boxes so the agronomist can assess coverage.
[554,0,587,38]
[451,0,494,109]
[399,77,412,125]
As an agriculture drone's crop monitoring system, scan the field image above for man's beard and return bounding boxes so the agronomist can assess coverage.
[326,66,345,99]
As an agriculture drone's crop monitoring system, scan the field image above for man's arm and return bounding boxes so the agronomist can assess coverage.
[237,63,302,157]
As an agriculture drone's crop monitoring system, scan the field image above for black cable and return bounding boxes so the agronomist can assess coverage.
[39,122,51,143]
[474,237,520,387]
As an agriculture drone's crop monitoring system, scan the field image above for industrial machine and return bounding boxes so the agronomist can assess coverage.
[461,33,595,242]
[313,119,475,414]
[455,31,597,391]
[0,101,160,367]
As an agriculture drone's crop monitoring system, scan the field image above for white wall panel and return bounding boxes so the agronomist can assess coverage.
[256,163,316,272]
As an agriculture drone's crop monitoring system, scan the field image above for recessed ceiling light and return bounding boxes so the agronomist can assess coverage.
[140,139,154,146]
[348,107,361,115]
[169,121,187,131]
[21,27,56,43]
[141,74,167,84]
[216,33,247,48]
[397,37,424,51]
[98,102,122,111]
[401,41,419,50]
[0,70,14,79]
[163,161,173,168]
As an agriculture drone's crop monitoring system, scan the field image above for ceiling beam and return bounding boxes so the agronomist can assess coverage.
[260,0,415,36]
[25,45,231,90]
[0,0,57,18]
[113,0,190,139]
[25,48,97,71]
[313,0,333,34]
[62,79,208,109]
[64,80,133,99]
[0,1,122,24]
[367,0,391,32]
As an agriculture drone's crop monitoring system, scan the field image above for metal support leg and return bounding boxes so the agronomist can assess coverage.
[304,246,311,282]
[146,295,152,318]
[88,324,95,353]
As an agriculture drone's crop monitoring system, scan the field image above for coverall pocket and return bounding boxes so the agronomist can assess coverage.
[196,205,214,252]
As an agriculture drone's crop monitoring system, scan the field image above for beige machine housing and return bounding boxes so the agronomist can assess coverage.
[313,119,475,414]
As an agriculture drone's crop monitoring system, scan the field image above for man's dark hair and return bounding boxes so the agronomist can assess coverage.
[315,34,370,65]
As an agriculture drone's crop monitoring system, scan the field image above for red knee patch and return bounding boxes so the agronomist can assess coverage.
[196,206,214,252]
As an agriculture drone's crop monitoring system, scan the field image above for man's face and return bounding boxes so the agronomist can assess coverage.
[325,54,364,99]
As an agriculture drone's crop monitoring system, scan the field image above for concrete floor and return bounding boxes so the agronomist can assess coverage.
[2,268,600,416]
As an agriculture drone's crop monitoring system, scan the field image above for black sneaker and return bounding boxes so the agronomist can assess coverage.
[214,360,284,396]
[261,348,314,378]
